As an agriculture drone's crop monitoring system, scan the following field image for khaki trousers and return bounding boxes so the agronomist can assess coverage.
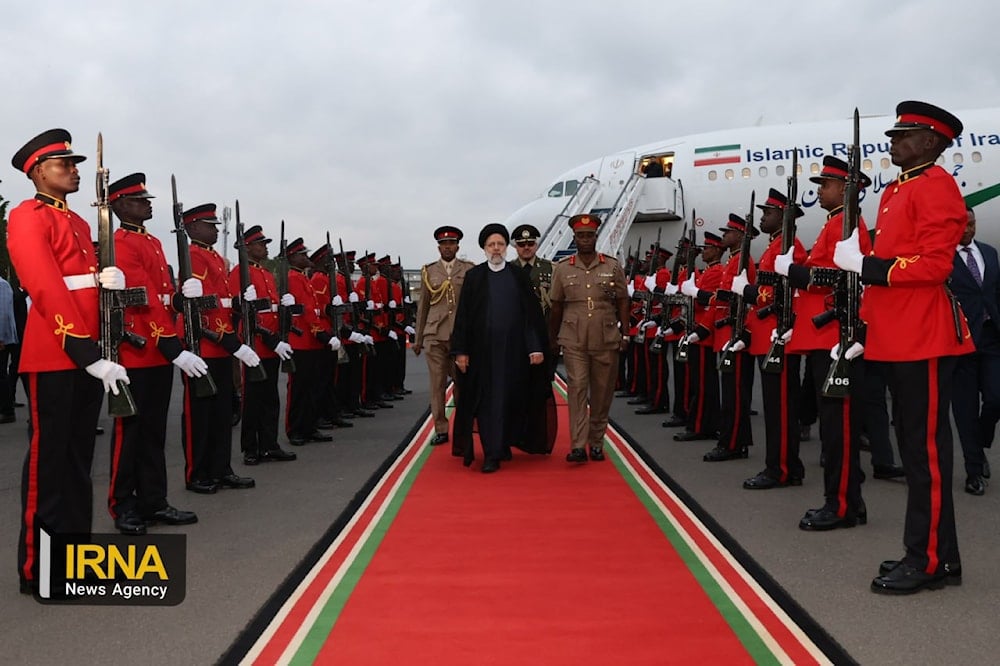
[562,346,619,450]
[424,339,457,434]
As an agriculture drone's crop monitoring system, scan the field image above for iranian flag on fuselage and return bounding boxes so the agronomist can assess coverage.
[694,144,741,167]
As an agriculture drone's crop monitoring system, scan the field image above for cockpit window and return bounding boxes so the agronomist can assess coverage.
[565,179,580,196]
[547,182,564,198]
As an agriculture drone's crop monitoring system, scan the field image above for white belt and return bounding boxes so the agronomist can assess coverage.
[220,298,232,309]
[63,273,97,291]
[270,304,278,312]
[314,308,322,317]
[160,294,172,306]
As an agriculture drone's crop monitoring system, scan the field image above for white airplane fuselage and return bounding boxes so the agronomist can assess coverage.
[504,108,1000,259]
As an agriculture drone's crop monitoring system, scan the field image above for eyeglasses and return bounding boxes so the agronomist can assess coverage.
[515,240,536,247]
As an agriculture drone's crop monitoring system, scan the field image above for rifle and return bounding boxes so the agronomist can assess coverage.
[95,133,147,417]
[398,255,416,335]
[649,224,679,355]
[671,210,699,363]
[818,109,864,397]
[275,220,304,373]
[760,152,799,374]
[323,233,349,364]
[234,201,269,382]
[171,175,219,397]
[337,239,373,356]
[627,235,644,342]
[718,192,756,374]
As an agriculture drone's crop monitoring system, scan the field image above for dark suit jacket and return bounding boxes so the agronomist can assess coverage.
[951,240,1000,345]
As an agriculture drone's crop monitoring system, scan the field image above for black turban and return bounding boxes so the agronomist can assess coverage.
[478,223,510,248]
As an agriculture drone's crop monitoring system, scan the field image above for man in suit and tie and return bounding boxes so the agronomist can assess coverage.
[950,206,1000,495]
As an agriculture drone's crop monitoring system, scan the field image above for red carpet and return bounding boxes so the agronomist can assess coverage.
[239,383,842,664]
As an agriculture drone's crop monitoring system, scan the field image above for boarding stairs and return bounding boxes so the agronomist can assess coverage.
[536,176,601,261]
[595,172,645,260]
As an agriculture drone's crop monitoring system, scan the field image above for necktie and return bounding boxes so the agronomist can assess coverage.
[523,262,533,273]
[964,247,983,287]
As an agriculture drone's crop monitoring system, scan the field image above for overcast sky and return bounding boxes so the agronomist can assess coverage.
[2,1,998,267]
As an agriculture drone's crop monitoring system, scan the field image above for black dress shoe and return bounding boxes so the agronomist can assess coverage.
[217,474,255,489]
[626,397,648,405]
[315,419,335,430]
[566,448,587,463]
[143,505,198,526]
[115,511,147,535]
[588,447,605,461]
[374,401,394,409]
[288,437,306,447]
[878,560,962,584]
[743,472,802,490]
[430,432,449,446]
[382,393,403,401]
[965,475,987,496]
[339,411,357,419]
[481,459,500,474]
[873,464,905,480]
[871,562,954,595]
[635,406,667,415]
[186,479,219,494]
[95,426,105,435]
[662,417,687,428]
[306,431,333,442]
[614,391,636,398]
[703,446,748,462]
[353,408,376,418]
[798,507,861,531]
[260,448,297,462]
[673,431,716,441]
[361,403,381,410]
[332,418,354,428]
[243,454,260,466]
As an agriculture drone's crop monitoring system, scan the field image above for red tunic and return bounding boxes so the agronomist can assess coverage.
[712,251,757,352]
[747,234,808,356]
[860,165,973,361]
[115,225,182,368]
[7,197,100,372]
[229,262,279,359]
[787,211,871,353]
[287,268,327,350]
[354,274,390,342]
[693,263,722,347]
[183,242,236,359]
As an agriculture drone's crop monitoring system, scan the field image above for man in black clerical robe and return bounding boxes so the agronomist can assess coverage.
[451,223,552,473]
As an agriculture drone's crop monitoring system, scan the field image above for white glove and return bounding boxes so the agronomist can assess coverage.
[367,300,376,310]
[831,341,865,361]
[332,295,344,306]
[627,283,635,297]
[641,320,657,330]
[729,339,746,353]
[686,332,701,344]
[731,269,749,296]
[833,228,864,274]
[182,278,203,298]
[770,328,793,343]
[243,285,258,302]
[665,283,679,296]
[349,292,359,303]
[774,247,795,277]
[405,325,415,335]
[281,293,295,306]
[85,359,130,395]
[388,300,397,309]
[328,336,342,351]
[388,330,398,340]
[273,341,293,360]
[99,266,125,290]
[172,350,208,377]
[404,296,412,304]
[233,344,261,367]
[349,331,366,344]
[680,274,698,297]
[363,335,374,345]
[643,274,657,291]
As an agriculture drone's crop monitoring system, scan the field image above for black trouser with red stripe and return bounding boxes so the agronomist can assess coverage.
[183,357,236,483]
[886,357,960,574]
[316,349,338,419]
[109,364,172,519]
[19,370,103,585]
[286,349,324,438]
[717,352,754,451]
[339,344,364,411]
[808,350,864,518]
[241,357,280,456]
[628,339,647,398]
[671,341,688,420]
[685,345,720,435]
[759,353,804,483]
[647,343,670,409]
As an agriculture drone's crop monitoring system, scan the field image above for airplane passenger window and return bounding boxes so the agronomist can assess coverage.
[973,151,982,163]
[741,168,751,179]
[863,159,873,171]
[810,163,820,175]
[547,182,563,198]
[776,165,785,176]
[953,153,964,165]
[725,169,734,180]
[565,179,580,196]
[758,167,768,178]
[708,171,718,181]
[880,158,891,169]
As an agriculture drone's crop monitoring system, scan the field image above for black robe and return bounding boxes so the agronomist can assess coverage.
[450,261,554,464]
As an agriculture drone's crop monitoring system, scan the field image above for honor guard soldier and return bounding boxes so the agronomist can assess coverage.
[414,226,475,446]
[638,246,674,416]
[10,129,130,593]
[833,102,971,594]
[354,254,393,408]
[284,238,338,445]
[180,204,258,493]
[230,225,298,464]
[676,231,726,441]
[733,189,808,489]
[334,249,373,418]
[377,255,405,399]
[107,173,201,534]
[549,213,629,462]
[776,157,874,526]
[308,244,352,429]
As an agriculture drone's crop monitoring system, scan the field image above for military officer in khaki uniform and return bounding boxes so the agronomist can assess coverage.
[549,214,629,462]
[414,226,475,445]
[511,223,554,323]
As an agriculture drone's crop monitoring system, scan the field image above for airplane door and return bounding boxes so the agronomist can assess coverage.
[594,151,637,209]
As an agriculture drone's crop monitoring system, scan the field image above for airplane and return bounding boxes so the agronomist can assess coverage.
[503,107,1000,262]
